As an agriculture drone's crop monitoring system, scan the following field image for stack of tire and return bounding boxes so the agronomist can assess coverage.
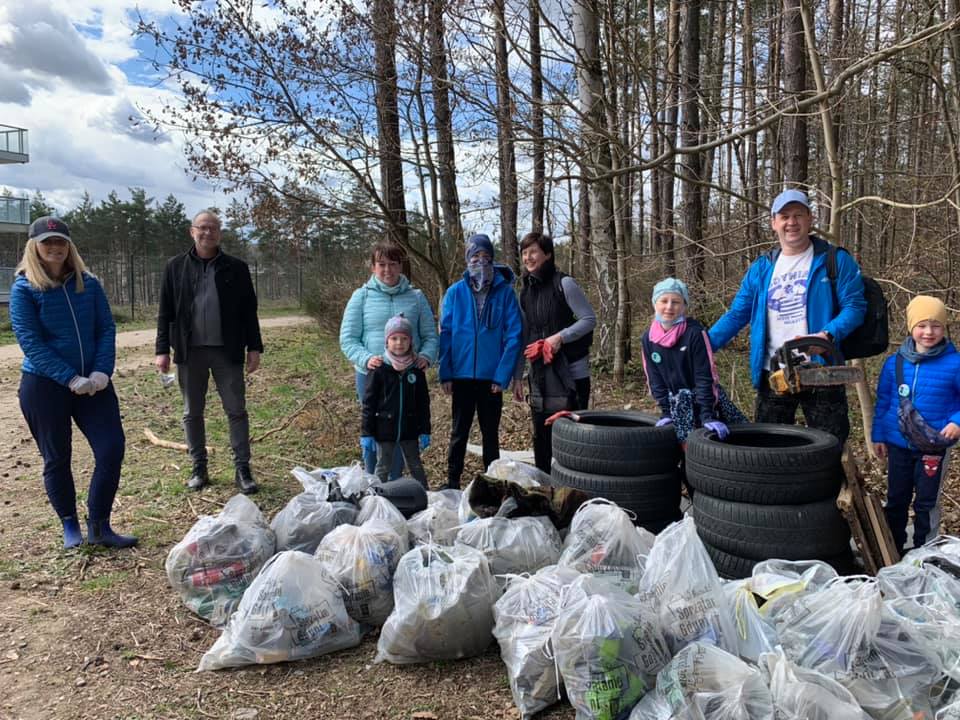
[550,411,682,534]
[685,423,853,579]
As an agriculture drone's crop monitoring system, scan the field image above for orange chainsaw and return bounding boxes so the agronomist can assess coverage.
[768,336,865,395]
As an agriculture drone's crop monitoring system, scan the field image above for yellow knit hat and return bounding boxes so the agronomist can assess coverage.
[906,295,947,331]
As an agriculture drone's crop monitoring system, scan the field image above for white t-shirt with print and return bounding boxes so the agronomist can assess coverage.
[766,243,814,368]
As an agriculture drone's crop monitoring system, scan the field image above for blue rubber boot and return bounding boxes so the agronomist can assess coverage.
[87,520,138,549]
[61,516,84,549]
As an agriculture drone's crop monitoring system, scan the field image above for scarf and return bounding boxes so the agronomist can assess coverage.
[468,261,494,291]
[898,337,949,365]
[384,348,415,372]
[648,317,687,348]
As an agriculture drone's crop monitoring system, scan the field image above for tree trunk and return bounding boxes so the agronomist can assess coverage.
[493,0,519,271]
[782,0,809,185]
[680,0,704,282]
[660,0,680,275]
[529,0,545,234]
[742,0,760,250]
[428,0,463,262]
[372,0,409,245]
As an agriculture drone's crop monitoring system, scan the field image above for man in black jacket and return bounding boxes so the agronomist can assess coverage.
[154,210,263,493]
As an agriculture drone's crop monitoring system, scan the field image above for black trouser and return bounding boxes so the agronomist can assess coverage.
[447,379,503,489]
[531,377,591,475]
[755,372,850,447]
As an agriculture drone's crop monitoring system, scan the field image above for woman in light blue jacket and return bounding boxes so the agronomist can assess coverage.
[10,217,136,550]
[339,241,438,477]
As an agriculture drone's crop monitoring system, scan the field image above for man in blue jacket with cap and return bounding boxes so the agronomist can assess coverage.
[439,234,523,488]
[708,189,866,446]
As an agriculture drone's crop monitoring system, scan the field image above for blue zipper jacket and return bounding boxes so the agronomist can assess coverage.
[339,274,438,374]
[872,342,960,450]
[708,236,866,388]
[438,265,523,389]
[10,272,116,386]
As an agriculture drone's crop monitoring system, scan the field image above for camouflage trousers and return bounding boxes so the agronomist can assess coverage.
[755,372,850,447]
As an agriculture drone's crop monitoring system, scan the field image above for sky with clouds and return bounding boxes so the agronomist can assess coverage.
[0,0,233,219]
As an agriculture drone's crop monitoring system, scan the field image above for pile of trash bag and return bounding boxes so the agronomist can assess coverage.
[198,550,361,670]
[357,495,410,554]
[493,565,582,718]
[455,515,562,585]
[314,519,404,626]
[166,495,276,627]
[375,543,500,664]
[407,502,460,547]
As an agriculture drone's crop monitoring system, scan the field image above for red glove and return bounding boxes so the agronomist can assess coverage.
[542,341,556,364]
[544,410,580,426]
[524,340,544,361]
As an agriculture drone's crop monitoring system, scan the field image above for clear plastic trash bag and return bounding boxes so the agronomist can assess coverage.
[637,517,737,655]
[427,488,462,510]
[761,647,869,720]
[166,494,276,627]
[375,543,500,664]
[552,584,667,720]
[656,642,774,720]
[456,516,562,587]
[357,494,409,553]
[333,461,381,499]
[485,458,550,488]
[772,576,937,719]
[458,479,479,524]
[407,503,461,546]
[559,499,654,594]
[197,550,361,670]
[270,490,358,554]
[627,691,674,720]
[493,565,583,719]
[314,519,404,626]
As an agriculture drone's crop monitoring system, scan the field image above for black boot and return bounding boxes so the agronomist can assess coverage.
[235,464,258,495]
[87,519,138,549]
[187,463,209,491]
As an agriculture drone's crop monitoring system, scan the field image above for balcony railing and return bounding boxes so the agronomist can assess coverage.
[0,196,29,225]
[0,125,28,162]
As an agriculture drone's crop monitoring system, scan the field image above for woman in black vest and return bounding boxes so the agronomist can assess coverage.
[515,232,596,474]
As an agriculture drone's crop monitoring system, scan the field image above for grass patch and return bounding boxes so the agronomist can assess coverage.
[80,570,131,592]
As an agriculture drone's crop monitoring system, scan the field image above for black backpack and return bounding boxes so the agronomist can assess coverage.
[826,245,888,359]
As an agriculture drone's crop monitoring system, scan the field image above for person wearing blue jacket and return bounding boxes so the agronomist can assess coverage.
[439,234,523,489]
[708,189,866,445]
[872,295,960,554]
[10,217,136,550]
[340,240,438,477]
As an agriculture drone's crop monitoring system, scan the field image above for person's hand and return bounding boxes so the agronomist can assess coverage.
[69,376,95,396]
[523,340,544,361]
[155,354,171,373]
[542,341,556,364]
[415,354,429,370]
[512,383,524,403]
[491,383,502,394]
[655,417,674,427]
[704,420,730,440]
[874,442,887,459]
[246,351,261,373]
[419,434,431,451]
[89,371,110,393]
[940,422,960,441]
[441,381,452,395]
[545,333,563,353]
[366,355,383,370]
[360,436,377,453]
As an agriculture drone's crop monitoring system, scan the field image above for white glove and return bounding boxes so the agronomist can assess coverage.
[89,371,110,392]
[68,376,95,396]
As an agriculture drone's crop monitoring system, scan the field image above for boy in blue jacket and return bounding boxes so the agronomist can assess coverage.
[872,295,960,554]
[439,234,523,489]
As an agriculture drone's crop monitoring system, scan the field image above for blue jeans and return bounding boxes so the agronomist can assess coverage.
[885,444,947,552]
[18,372,126,522]
[355,371,403,479]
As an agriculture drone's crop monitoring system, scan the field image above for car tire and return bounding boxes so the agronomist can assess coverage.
[551,411,680,476]
[685,424,842,504]
[692,493,850,560]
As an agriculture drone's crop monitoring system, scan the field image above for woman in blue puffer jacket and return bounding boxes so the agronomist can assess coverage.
[10,217,135,550]
[339,240,438,477]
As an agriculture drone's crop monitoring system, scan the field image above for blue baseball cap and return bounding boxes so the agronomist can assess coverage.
[771,189,810,215]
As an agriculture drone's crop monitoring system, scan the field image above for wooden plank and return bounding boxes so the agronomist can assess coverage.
[863,491,895,567]
[839,451,882,574]
[867,492,901,566]
[838,483,878,575]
